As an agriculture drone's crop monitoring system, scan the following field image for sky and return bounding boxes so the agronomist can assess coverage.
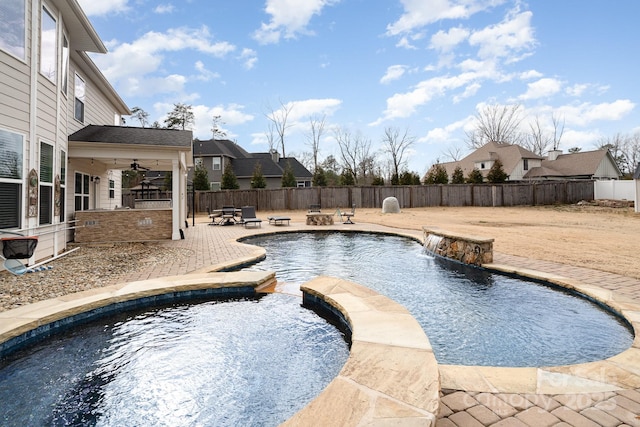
[79,0,640,176]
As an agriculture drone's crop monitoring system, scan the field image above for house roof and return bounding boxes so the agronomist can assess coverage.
[279,158,313,178]
[193,139,251,158]
[439,141,542,178]
[52,0,106,53]
[69,125,192,147]
[524,149,619,179]
[232,158,284,178]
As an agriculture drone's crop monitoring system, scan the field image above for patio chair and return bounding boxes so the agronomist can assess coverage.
[308,204,321,213]
[339,204,356,224]
[240,206,262,228]
[1,233,38,275]
[221,205,238,225]
[207,208,223,225]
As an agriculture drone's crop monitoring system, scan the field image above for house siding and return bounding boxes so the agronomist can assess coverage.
[595,159,619,179]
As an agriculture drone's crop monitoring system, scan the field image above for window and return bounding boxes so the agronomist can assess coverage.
[480,163,486,169]
[212,157,221,170]
[39,141,53,225]
[210,182,221,191]
[61,35,69,94]
[109,179,115,199]
[74,74,85,122]
[0,128,23,228]
[523,158,529,171]
[74,172,90,211]
[0,0,26,60]
[40,6,57,83]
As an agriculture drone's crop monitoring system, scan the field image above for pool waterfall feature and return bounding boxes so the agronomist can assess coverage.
[423,227,494,266]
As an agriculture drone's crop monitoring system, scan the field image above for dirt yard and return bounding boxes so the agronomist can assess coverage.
[269,204,640,280]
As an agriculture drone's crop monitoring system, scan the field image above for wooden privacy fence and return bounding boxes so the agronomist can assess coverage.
[122,181,594,213]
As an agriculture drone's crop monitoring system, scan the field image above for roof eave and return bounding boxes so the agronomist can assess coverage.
[51,0,107,53]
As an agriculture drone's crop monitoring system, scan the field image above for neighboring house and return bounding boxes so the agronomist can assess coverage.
[435,141,621,182]
[0,0,192,265]
[524,149,621,180]
[192,139,313,190]
[438,141,543,182]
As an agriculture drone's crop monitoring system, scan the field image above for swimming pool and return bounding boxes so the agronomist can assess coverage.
[0,294,349,426]
[242,231,633,367]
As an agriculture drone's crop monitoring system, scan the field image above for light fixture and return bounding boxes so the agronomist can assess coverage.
[91,158,94,165]
[91,176,101,184]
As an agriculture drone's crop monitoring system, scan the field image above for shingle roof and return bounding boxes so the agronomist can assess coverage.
[232,158,285,178]
[193,139,251,158]
[279,158,313,178]
[524,149,618,178]
[439,141,541,178]
[69,125,192,147]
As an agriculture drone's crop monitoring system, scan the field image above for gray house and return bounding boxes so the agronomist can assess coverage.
[192,139,312,190]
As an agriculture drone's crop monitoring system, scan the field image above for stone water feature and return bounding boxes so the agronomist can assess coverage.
[423,227,493,266]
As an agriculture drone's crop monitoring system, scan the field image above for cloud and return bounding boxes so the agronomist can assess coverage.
[519,77,562,100]
[78,0,129,16]
[422,117,470,142]
[286,98,342,121]
[253,0,339,44]
[387,0,504,36]
[430,26,470,52]
[194,61,220,82]
[558,100,635,127]
[154,4,175,14]
[380,65,408,84]
[372,73,479,125]
[468,10,535,60]
[92,26,235,97]
[239,48,258,70]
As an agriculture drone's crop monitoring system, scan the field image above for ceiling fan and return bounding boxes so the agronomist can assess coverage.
[130,160,150,171]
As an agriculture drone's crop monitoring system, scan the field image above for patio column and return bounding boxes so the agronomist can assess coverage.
[171,159,181,240]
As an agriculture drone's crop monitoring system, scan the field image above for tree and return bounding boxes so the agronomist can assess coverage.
[523,113,565,156]
[130,106,149,127]
[211,115,227,139]
[466,103,524,148]
[339,169,355,186]
[451,166,465,184]
[306,114,326,172]
[333,127,373,185]
[399,171,421,185]
[281,161,297,187]
[193,164,210,190]
[371,175,385,185]
[265,99,294,157]
[221,162,239,189]
[381,127,415,183]
[164,103,194,130]
[568,147,582,153]
[486,159,509,183]
[312,166,327,187]
[424,164,448,184]
[250,163,266,189]
[466,168,484,183]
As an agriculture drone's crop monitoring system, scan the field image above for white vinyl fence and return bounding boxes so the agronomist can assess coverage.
[594,180,636,201]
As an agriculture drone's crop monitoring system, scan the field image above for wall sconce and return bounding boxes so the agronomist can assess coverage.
[91,176,101,184]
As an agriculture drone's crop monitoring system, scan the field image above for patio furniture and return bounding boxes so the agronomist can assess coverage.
[338,204,356,224]
[239,206,262,228]
[221,206,239,225]
[207,208,223,225]
[308,204,321,213]
[306,212,334,225]
[268,216,290,226]
[1,234,38,275]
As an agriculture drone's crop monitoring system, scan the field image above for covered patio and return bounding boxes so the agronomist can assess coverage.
[68,125,193,241]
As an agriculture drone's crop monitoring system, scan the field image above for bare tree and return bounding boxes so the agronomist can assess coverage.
[442,144,464,162]
[265,99,294,157]
[130,106,149,127]
[550,113,565,150]
[524,115,552,156]
[381,127,415,182]
[211,115,227,140]
[264,122,277,153]
[596,133,628,174]
[626,131,640,175]
[465,103,524,148]
[333,127,373,184]
[306,114,326,172]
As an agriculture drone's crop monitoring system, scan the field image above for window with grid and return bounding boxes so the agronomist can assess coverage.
[75,172,90,211]
[0,128,23,228]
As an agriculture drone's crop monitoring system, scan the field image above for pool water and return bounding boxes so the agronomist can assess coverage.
[243,232,633,367]
[0,294,349,427]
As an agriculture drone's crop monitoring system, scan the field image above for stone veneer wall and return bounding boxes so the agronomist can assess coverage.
[423,227,493,266]
[75,209,172,243]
